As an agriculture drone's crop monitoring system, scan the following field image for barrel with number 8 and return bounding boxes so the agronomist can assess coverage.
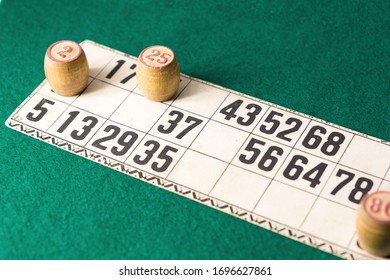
[356,191,390,257]
[136,45,180,102]
[44,40,89,96]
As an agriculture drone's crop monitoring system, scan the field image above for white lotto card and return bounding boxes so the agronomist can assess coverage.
[6,41,390,259]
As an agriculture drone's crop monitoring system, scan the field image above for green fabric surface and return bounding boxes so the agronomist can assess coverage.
[0,0,388,259]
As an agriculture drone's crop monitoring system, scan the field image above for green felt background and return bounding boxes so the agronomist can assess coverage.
[0,0,389,260]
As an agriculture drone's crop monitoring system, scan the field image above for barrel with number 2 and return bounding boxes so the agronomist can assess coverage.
[136,45,180,102]
[44,40,89,96]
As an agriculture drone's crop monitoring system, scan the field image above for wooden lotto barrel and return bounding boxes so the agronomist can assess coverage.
[136,45,180,102]
[356,191,390,257]
[44,40,89,96]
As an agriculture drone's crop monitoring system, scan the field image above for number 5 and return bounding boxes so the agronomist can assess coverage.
[152,145,178,172]
[157,52,172,64]
[26,98,55,122]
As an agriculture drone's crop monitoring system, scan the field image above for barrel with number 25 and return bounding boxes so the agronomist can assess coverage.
[136,45,180,102]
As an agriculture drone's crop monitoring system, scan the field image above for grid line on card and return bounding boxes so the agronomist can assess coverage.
[45,86,88,133]
[250,119,314,213]
[381,163,390,182]
[11,92,71,132]
[379,165,390,190]
[82,44,119,81]
[11,78,57,121]
[94,77,138,94]
[258,175,352,210]
[51,100,118,122]
[79,66,139,148]
[169,77,192,104]
[122,78,193,171]
[163,99,271,136]
[385,164,390,179]
[165,85,232,179]
[298,134,356,231]
[168,104,253,134]
[94,69,138,93]
[317,134,360,199]
[293,122,354,164]
[206,101,273,197]
[83,91,133,150]
[335,161,390,181]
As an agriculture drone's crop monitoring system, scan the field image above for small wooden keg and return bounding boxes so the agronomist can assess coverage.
[356,191,390,257]
[136,45,180,102]
[44,40,89,96]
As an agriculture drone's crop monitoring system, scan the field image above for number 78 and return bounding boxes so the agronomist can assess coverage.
[330,169,374,204]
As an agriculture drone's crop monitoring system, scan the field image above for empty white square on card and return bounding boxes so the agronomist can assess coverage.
[339,136,390,178]
[72,80,129,118]
[171,80,229,118]
[190,120,249,162]
[210,165,270,211]
[168,150,227,194]
[300,198,356,247]
[253,181,316,228]
[110,93,169,133]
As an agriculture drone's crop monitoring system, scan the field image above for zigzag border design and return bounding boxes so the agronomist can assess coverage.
[6,119,375,260]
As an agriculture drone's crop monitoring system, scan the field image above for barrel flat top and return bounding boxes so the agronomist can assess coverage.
[362,191,390,224]
[47,40,82,63]
[139,45,175,68]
